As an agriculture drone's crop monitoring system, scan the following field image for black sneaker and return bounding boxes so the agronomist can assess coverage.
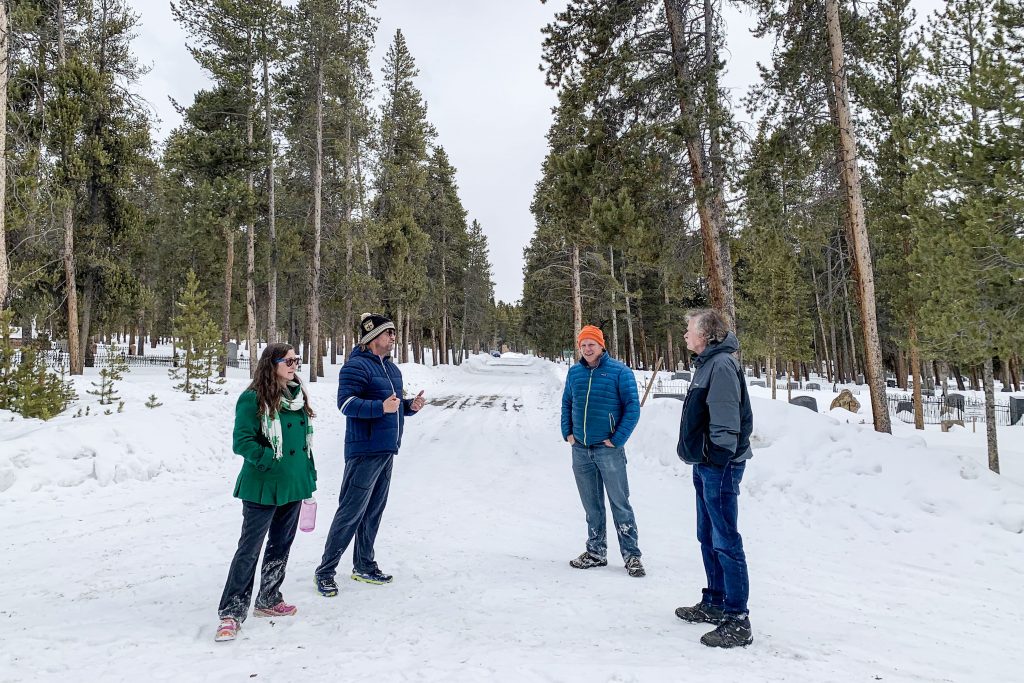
[315,576,339,597]
[351,567,394,585]
[675,601,724,625]
[700,616,753,648]
[624,556,645,577]
[569,551,608,569]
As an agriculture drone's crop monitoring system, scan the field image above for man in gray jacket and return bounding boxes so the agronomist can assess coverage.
[675,308,754,648]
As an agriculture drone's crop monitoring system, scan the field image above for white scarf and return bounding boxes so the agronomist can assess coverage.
[260,379,314,460]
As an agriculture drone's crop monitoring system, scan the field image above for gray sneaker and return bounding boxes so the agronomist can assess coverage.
[675,601,725,624]
[700,616,753,648]
[624,556,645,577]
[569,551,607,569]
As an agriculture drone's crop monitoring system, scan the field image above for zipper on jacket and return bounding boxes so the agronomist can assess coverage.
[582,368,594,446]
[377,355,400,450]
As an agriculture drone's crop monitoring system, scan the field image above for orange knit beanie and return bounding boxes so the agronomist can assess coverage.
[577,325,605,348]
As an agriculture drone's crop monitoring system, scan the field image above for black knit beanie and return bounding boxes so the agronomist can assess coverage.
[358,312,395,346]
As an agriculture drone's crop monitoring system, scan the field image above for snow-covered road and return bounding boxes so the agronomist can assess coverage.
[2,356,1022,682]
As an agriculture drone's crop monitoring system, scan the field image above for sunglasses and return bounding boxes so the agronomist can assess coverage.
[275,357,302,368]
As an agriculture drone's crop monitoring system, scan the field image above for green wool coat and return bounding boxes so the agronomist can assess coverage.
[232,388,317,505]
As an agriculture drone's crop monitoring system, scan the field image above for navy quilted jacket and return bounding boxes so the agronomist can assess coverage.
[676,333,753,467]
[338,346,418,458]
[561,352,640,447]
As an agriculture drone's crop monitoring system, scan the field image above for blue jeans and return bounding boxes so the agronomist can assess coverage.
[571,443,641,561]
[316,453,394,579]
[693,461,749,616]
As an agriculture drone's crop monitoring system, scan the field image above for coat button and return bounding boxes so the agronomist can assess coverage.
[286,423,292,428]
[290,449,295,455]
[300,421,305,426]
[302,445,307,452]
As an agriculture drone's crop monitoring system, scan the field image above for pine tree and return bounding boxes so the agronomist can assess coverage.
[911,0,1024,473]
[86,352,128,405]
[0,311,77,420]
[169,271,224,397]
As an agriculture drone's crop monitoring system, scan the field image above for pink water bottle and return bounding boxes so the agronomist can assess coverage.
[299,497,317,532]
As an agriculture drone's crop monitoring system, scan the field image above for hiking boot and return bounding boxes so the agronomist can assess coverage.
[351,567,394,585]
[214,617,240,642]
[675,601,725,625]
[700,616,753,648]
[315,576,339,597]
[624,556,646,578]
[253,601,297,618]
[569,551,608,569]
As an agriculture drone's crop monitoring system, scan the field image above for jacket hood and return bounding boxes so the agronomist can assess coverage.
[694,331,740,365]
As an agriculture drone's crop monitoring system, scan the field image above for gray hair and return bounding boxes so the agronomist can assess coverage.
[686,308,733,344]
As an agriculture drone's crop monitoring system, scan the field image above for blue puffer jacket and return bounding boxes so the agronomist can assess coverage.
[561,352,640,447]
[676,332,754,467]
[338,346,418,458]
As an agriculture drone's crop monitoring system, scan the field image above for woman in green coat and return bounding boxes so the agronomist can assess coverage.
[215,343,317,642]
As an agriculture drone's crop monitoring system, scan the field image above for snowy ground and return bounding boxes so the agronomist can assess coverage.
[2,354,1023,682]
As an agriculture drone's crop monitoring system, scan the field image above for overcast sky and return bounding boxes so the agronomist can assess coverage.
[132,1,938,303]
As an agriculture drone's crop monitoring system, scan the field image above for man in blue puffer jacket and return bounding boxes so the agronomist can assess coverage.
[560,325,644,578]
[315,313,425,596]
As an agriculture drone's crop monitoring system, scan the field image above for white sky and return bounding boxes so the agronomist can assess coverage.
[131,0,943,304]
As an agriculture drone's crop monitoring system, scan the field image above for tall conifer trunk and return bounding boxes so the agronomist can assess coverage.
[0,0,8,309]
[308,60,323,382]
[570,243,582,344]
[825,0,890,433]
[57,0,82,375]
[663,0,735,323]
[982,357,999,473]
[245,60,258,377]
[263,44,278,344]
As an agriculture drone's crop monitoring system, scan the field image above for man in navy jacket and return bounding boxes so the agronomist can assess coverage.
[675,308,754,648]
[560,325,644,578]
[315,313,425,596]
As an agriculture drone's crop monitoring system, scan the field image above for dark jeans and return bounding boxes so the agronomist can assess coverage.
[315,453,394,579]
[693,461,749,617]
[571,443,641,561]
[218,499,302,622]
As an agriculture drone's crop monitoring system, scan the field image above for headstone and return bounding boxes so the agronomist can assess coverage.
[806,382,821,391]
[924,378,935,391]
[653,393,686,402]
[226,341,239,368]
[896,400,914,414]
[1009,397,1024,426]
[830,389,861,413]
[856,373,865,385]
[85,342,97,368]
[672,371,691,381]
[749,380,766,388]
[945,393,965,412]
[786,381,800,390]
[676,361,687,372]
[789,396,818,412]
[886,379,897,388]
[941,419,964,432]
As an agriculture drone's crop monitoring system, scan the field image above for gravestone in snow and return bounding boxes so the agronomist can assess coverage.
[226,341,238,368]
[806,382,821,391]
[749,380,766,388]
[789,396,818,412]
[1010,397,1024,426]
[672,371,691,382]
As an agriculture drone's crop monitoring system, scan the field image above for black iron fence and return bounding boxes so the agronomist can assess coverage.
[12,350,251,371]
[886,393,1020,426]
